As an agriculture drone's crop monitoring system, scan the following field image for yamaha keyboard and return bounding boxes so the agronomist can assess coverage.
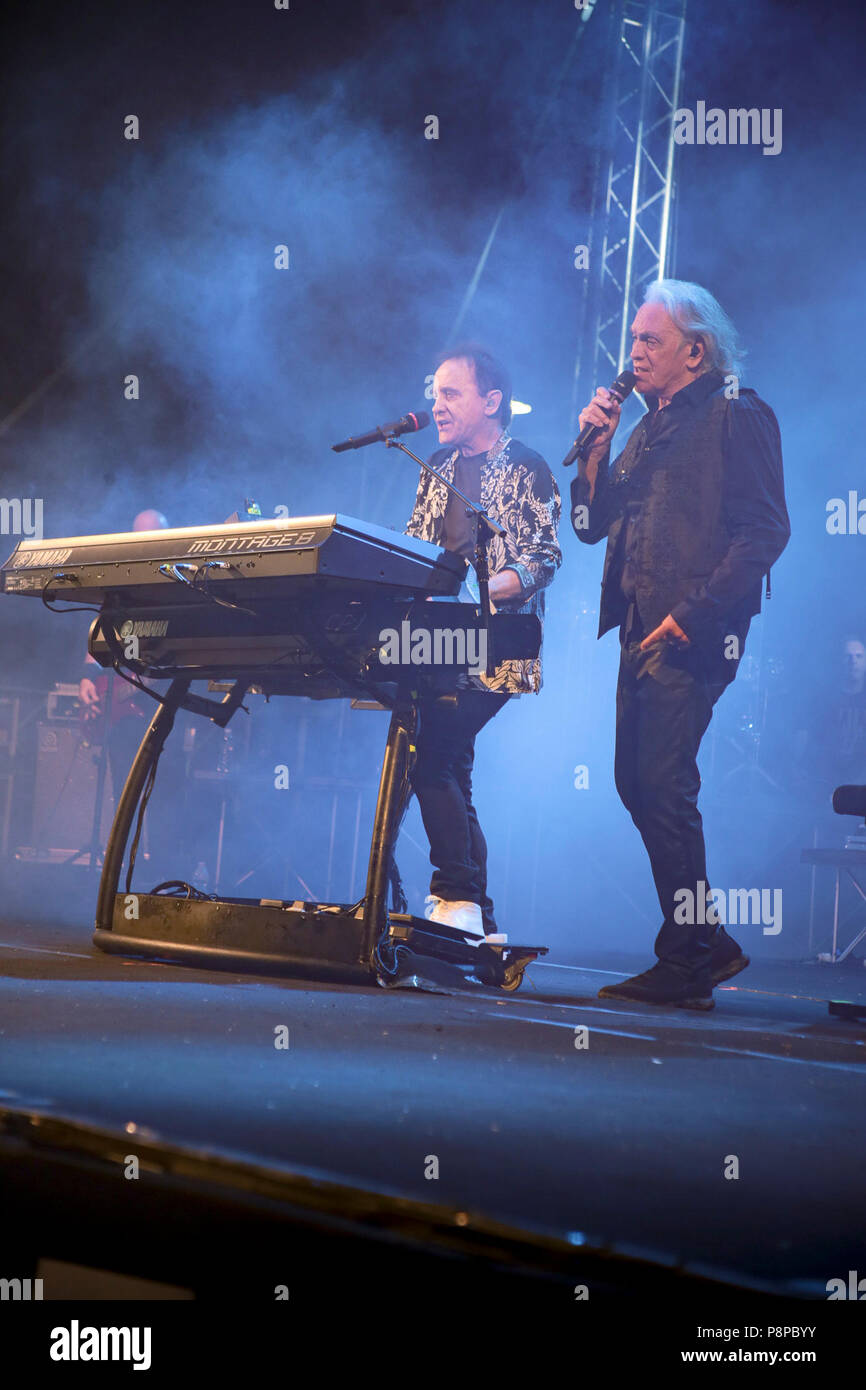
[0,513,466,604]
[1,514,540,694]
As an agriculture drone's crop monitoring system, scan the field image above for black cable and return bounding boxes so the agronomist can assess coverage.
[193,562,257,617]
[37,570,104,615]
[374,936,408,979]
[150,880,215,901]
[41,599,102,615]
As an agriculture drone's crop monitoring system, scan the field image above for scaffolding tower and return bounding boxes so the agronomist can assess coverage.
[575,0,688,434]
[565,0,688,742]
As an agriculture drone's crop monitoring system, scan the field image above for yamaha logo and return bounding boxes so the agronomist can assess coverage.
[119,618,169,638]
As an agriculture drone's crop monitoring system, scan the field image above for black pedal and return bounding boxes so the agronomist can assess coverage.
[828,1000,866,1021]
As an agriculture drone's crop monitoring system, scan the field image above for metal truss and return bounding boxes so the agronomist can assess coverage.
[593,0,688,391]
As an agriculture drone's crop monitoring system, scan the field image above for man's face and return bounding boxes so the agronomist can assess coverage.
[844,641,866,682]
[431,357,500,450]
[133,509,168,532]
[630,302,698,400]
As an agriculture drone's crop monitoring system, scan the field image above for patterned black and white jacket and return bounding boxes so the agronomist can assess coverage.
[405,433,562,694]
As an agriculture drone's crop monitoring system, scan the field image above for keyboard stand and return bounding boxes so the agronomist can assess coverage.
[92,676,547,992]
[799,847,866,963]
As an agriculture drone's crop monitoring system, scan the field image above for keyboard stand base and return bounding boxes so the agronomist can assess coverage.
[94,897,546,992]
[91,678,548,991]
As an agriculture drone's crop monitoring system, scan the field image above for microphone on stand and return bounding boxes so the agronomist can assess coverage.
[561,370,637,467]
[331,410,431,453]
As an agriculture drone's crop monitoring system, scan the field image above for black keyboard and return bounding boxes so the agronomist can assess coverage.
[2,515,539,698]
[88,596,539,697]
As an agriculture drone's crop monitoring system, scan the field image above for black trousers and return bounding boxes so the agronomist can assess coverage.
[410,688,510,930]
[614,605,739,973]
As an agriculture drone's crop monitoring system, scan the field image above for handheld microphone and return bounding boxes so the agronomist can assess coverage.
[832,785,866,818]
[561,370,637,467]
[332,410,431,453]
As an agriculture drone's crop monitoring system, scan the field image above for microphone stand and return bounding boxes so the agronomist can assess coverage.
[384,434,505,677]
[86,670,115,875]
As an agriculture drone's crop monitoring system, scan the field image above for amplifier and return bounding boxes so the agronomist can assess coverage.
[46,683,83,722]
[26,723,115,855]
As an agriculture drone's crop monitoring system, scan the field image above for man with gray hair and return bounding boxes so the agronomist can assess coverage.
[571,279,790,1009]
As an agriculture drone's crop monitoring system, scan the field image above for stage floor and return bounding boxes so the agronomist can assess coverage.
[0,911,864,1295]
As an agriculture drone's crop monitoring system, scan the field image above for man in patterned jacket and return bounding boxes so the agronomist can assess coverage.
[404,343,561,944]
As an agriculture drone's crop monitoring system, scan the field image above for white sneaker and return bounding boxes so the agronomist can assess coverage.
[425,897,486,946]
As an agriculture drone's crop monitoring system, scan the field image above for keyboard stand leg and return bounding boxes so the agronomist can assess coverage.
[94,678,191,933]
[359,694,417,968]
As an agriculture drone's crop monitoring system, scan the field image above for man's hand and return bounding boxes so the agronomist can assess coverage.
[79,677,102,718]
[639,614,690,650]
[487,569,522,604]
[576,386,622,499]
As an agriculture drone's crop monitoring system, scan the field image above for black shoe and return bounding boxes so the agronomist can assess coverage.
[709,933,750,986]
[598,961,714,1011]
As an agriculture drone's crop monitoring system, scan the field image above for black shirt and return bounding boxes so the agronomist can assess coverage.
[815,687,866,778]
[442,450,485,561]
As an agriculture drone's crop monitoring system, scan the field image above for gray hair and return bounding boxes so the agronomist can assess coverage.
[643,278,745,377]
